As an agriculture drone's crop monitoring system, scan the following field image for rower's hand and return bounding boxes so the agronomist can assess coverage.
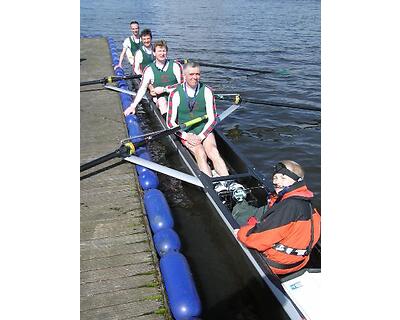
[186,133,201,146]
[148,84,156,96]
[124,104,136,116]
[153,86,165,95]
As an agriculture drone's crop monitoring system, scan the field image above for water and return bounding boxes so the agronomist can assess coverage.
[81,0,320,205]
[81,1,320,318]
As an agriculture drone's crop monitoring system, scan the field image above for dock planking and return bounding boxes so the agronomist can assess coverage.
[80,37,168,320]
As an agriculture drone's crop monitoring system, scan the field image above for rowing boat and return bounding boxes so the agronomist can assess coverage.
[129,75,321,320]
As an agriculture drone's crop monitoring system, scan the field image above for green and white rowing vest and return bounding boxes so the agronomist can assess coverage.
[176,82,207,135]
[139,46,154,71]
[150,60,179,98]
[129,37,141,56]
[150,60,178,87]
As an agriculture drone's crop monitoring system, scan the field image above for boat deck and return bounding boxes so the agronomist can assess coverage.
[80,38,168,320]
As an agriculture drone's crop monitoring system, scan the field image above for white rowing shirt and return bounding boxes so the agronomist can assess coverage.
[130,60,182,111]
[168,83,215,141]
[133,46,154,75]
[122,36,140,65]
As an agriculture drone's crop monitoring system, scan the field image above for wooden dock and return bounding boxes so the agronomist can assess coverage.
[80,37,169,320]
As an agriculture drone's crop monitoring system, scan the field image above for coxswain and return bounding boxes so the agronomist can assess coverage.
[233,160,321,275]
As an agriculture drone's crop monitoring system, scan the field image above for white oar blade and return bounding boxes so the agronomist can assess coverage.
[217,103,241,123]
[124,155,204,188]
[104,84,137,96]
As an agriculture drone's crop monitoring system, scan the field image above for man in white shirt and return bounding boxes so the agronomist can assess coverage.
[166,62,238,193]
[114,20,141,71]
[124,40,182,116]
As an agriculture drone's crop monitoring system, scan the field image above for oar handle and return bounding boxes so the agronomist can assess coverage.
[180,115,208,129]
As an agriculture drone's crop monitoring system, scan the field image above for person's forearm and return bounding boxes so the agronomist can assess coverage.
[133,51,142,75]
[117,48,127,66]
[167,92,187,140]
[199,90,217,140]
[130,82,148,109]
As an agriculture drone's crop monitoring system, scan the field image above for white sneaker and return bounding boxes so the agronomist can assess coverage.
[214,182,228,193]
[228,181,245,192]
[228,182,247,202]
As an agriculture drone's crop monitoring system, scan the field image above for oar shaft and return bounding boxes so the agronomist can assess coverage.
[80,75,142,86]
[80,79,105,86]
[215,95,320,112]
[198,61,274,74]
[80,151,118,172]
[244,98,321,112]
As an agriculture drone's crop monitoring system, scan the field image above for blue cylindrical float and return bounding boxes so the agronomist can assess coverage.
[126,119,144,142]
[120,95,132,110]
[138,170,159,190]
[107,36,201,319]
[153,228,181,256]
[115,69,124,77]
[135,148,151,175]
[143,189,173,232]
[160,252,202,320]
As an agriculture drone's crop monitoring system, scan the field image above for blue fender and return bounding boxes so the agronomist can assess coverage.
[115,69,124,77]
[126,119,144,142]
[153,228,181,256]
[138,170,159,190]
[143,189,173,232]
[135,148,151,175]
[120,94,132,110]
[160,252,202,320]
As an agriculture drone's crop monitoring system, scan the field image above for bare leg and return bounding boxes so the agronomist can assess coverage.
[203,133,229,177]
[156,97,168,115]
[182,140,212,176]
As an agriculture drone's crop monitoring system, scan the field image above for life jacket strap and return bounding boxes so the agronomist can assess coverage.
[264,256,306,270]
[272,243,310,256]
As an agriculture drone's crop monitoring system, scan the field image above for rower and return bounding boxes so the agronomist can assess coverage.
[233,160,321,275]
[132,28,155,76]
[114,20,141,71]
[166,61,242,193]
[124,40,183,116]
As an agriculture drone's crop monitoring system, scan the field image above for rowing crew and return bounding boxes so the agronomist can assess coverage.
[115,22,239,192]
[114,21,320,275]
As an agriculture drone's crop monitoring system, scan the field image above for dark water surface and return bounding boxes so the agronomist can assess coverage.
[81,1,320,319]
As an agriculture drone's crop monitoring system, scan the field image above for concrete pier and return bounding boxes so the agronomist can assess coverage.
[80,37,169,320]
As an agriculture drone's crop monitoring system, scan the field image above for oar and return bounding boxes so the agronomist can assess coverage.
[80,74,142,86]
[178,59,287,75]
[80,115,208,172]
[215,94,320,112]
[124,155,204,187]
[104,85,243,106]
[104,84,138,97]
